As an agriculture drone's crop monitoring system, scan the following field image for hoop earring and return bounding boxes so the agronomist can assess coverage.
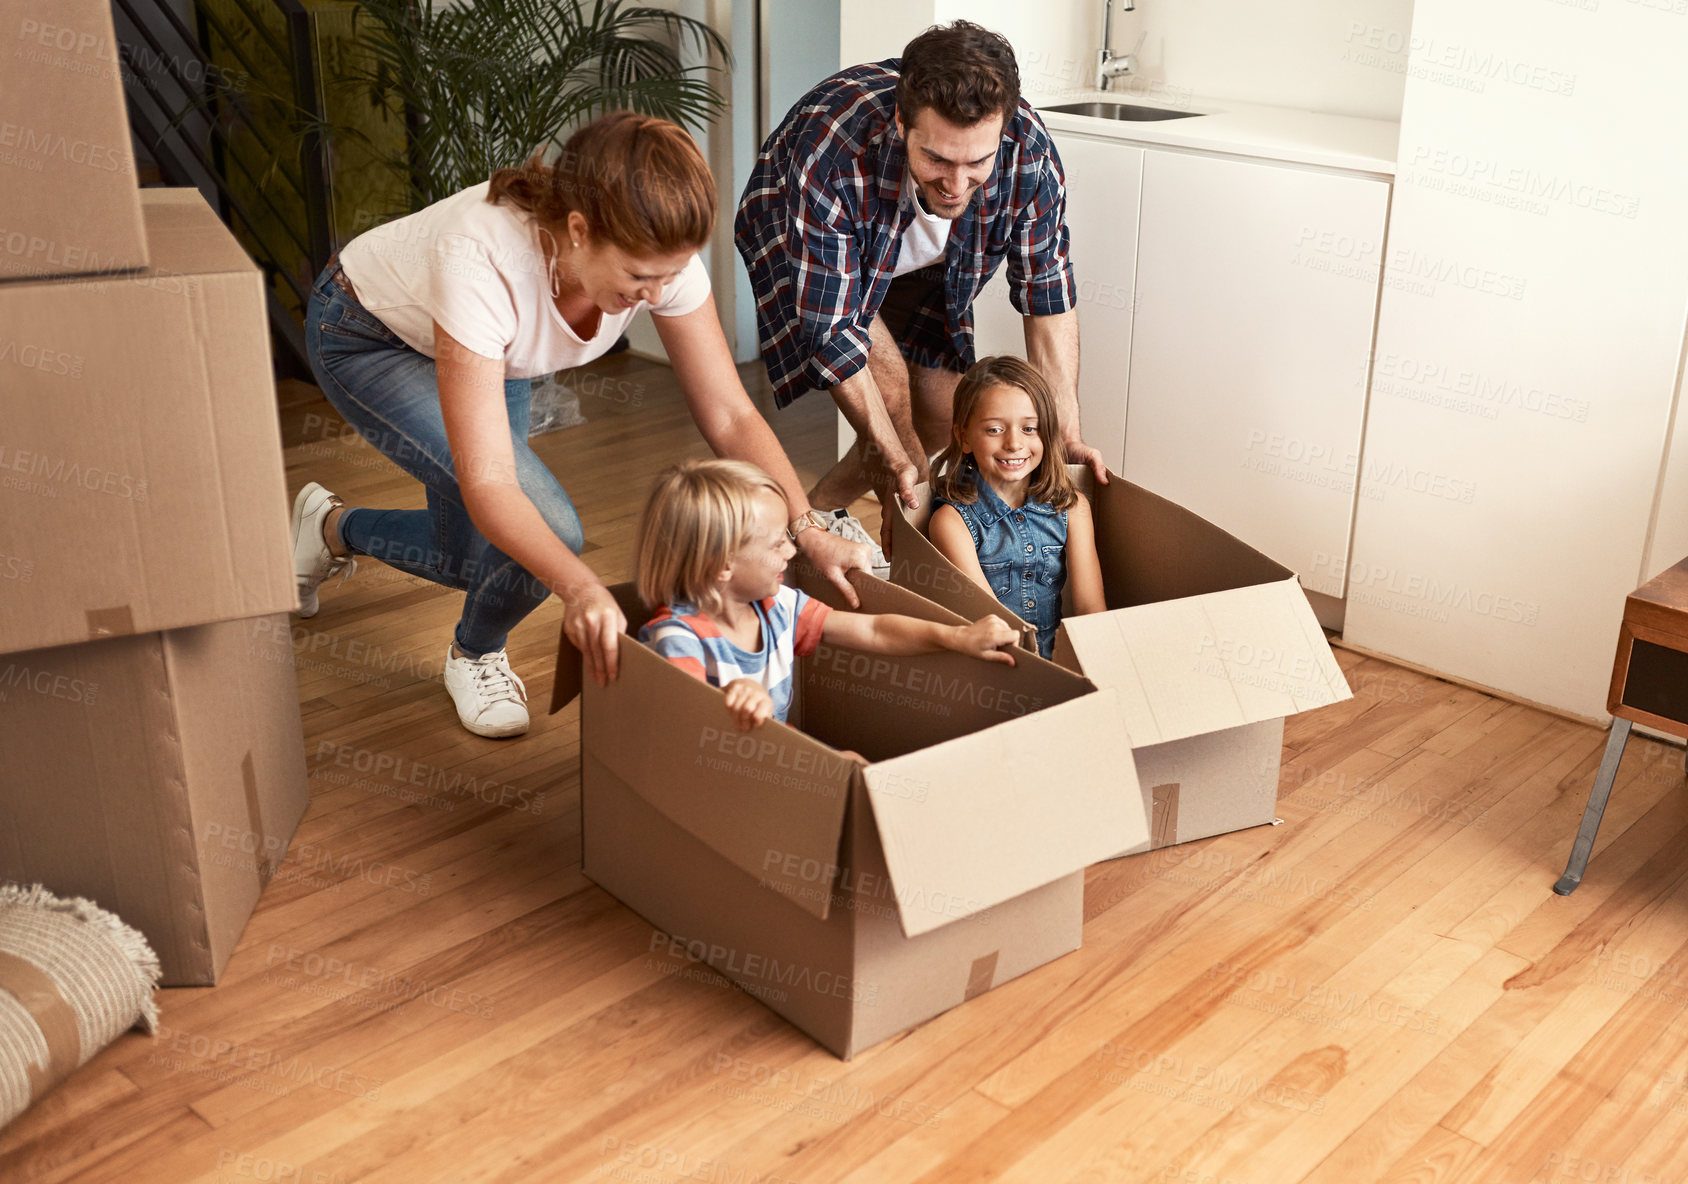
[537,225,562,299]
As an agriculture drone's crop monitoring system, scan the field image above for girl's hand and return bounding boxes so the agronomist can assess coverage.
[951,616,1020,666]
[795,526,868,608]
[723,678,775,730]
[562,581,626,687]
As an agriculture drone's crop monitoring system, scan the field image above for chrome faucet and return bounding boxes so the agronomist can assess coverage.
[1097,0,1143,91]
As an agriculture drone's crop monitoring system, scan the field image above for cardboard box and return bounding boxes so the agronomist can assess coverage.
[551,579,1148,1059]
[0,188,295,656]
[0,613,310,985]
[0,0,149,279]
[889,470,1353,855]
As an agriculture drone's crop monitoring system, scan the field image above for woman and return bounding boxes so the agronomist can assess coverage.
[297,112,866,738]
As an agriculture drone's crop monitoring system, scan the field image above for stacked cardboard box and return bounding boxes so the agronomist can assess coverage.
[0,0,149,279]
[0,3,306,987]
[0,190,296,651]
[0,616,309,983]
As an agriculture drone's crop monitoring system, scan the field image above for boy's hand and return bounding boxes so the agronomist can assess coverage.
[951,616,1020,666]
[723,678,775,730]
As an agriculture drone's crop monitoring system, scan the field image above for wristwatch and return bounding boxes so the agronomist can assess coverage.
[788,509,831,544]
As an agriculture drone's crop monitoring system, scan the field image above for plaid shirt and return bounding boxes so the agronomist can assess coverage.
[734,59,1077,407]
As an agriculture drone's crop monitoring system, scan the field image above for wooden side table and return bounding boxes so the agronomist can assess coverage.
[1555,557,1688,894]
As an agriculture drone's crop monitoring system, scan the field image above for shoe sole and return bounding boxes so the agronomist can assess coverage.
[290,482,333,618]
[459,718,530,739]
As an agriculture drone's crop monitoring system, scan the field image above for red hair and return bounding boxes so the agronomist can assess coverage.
[488,111,716,255]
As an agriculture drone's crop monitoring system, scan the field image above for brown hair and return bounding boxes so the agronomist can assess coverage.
[896,21,1021,129]
[487,111,716,255]
[636,459,788,612]
[931,355,1080,511]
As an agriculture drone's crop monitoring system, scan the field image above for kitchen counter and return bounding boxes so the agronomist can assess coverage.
[1036,90,1399,176]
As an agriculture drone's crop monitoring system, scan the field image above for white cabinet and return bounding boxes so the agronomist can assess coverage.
[1123,150,1389,599]
[973,132,1144,475]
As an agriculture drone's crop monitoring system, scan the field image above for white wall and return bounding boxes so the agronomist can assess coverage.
[929,0,1414,120]
[1343,0,1688,719]
[727,0,843,361]
[839,0,936,69]
[622,0,730,362]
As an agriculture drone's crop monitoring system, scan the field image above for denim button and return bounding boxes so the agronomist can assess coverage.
[1015,514,1025,523]
[1024,543,1033,554]
[1025,599,1035,609]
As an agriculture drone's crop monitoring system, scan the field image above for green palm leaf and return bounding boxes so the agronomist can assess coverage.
[337,0,730,214]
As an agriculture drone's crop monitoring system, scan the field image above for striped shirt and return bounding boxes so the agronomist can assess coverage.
[639,587,832,723]
[734,58,1078,407]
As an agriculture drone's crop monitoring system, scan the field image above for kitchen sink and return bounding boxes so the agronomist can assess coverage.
[1042,101,1204,121]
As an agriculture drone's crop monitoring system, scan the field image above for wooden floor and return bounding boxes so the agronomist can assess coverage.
[7,356,1688,1184]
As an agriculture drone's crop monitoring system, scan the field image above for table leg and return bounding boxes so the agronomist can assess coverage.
[1553,718,1633,896]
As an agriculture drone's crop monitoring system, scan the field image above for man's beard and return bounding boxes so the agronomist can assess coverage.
[915,180,978,220]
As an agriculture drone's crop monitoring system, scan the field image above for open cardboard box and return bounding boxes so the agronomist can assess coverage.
[0,188,294,656]
[0,613,310,985]
[889,468,1352,855]
[551,576,1148,1059]
[0,0,149,279]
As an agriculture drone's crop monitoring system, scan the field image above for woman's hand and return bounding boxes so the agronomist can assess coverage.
[723,678,775,730]
[796,526,869,607]
[562,581,626,687]
[949,616,1021,666]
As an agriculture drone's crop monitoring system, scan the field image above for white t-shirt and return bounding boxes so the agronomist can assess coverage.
[890,169,953,278]
[337,182,713,379]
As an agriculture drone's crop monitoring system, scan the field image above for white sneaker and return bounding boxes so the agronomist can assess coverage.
[823,509,890,577]
[290,481,356,618]
[443,645,530,738]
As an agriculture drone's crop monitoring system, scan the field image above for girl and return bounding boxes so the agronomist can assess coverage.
[927,355,1106,660]
[294,111,866,740]
[636,460,1020,730]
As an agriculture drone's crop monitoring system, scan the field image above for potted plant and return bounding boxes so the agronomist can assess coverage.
[338,0,731,216]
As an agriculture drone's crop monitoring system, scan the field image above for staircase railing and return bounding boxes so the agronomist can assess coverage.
[113,0,335,374]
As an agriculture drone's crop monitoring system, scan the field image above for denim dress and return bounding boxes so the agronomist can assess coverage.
[934,462,1069,659]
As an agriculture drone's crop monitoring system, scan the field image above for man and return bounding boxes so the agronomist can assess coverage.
[735,20,1106,560]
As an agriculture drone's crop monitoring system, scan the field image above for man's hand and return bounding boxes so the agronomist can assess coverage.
[862,425,921,512]
[1064,437,1110,484]
[562,581,626,687]
[723,678,775,730]
[795,526,869,607]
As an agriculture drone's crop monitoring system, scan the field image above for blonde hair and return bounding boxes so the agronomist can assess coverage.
[931,355,1081,510]
[636,459,788,611]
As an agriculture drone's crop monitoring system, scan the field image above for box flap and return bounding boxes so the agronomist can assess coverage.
[797,561,971,624]
[886,489,1032,635]
[580,639,856,921]
[1062,576,1351,745]
[861,687,1148,938]
[1085,470,1295,608]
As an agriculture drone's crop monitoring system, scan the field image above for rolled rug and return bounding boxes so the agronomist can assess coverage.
[0,884,161,1130]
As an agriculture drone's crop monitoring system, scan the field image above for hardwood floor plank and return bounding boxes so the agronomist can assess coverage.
[17,364,1688,1183]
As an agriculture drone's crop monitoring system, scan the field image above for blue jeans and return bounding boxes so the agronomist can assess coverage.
[303,262,585,657]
